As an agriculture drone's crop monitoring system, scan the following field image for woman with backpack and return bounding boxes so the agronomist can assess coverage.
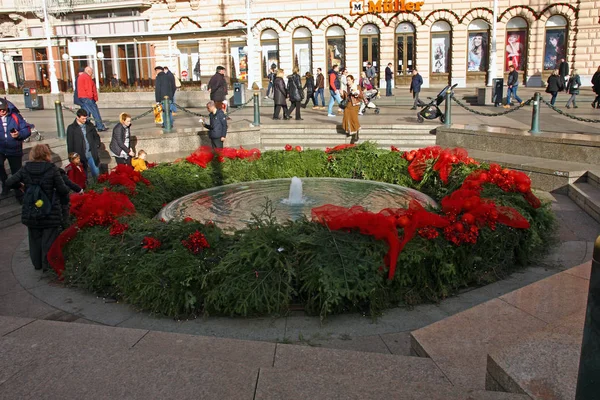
[301,71,316,109]
[286,67,304,120]
[6,144,69,272]
[565,69,581,109]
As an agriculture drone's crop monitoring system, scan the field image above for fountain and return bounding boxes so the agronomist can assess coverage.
[158,177,438,231]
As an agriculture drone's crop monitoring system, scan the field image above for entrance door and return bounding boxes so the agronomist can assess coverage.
[395,33,415,86]
[360,24,380,85]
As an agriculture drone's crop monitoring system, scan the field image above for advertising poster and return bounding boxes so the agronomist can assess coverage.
[505,30,526,70]
[238,47,248,81]
[431,35,449,74]
[468,32,488,72]
[327,38,345,71]
[544,29,566,70]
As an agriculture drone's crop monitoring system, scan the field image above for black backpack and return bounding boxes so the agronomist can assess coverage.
[22,168,54,221]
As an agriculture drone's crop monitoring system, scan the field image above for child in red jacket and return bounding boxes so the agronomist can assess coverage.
[65,152,87,189]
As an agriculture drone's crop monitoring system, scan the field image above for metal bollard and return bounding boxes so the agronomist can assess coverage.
[575,236,600,399]
[162,96,172,132]
[444,90,452,127]
[253,92,261,126]
[529,92,541,134]
[54,100,65,139]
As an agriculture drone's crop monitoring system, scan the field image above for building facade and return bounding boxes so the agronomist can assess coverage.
[0,0,599,90]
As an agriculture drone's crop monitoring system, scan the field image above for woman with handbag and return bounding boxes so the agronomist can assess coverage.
[545,70,563,106]
[342,75,363,141]
[272,69,289,120]
[109,113,135,165]
[565,69,581,109]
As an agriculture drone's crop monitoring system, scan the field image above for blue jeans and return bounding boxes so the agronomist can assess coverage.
[86,155,100,178]
[327,90,342,115]
[506,85,522,104]
[266,82,273,97]
[80,98,105,130]
[170,93,177,113]
[386,79,392,96]
[315,88,325,106]
[550,92,558,106]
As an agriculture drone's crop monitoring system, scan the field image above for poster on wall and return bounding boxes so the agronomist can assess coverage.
[505,31,526,71]
[295,45,311,76]
[544,29,566,70]
[468,32,488,72]
[327,38,345,71]
[431,35,449,74]
[238,47,248,81]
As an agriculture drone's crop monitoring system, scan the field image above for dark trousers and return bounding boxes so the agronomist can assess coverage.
[302,93,316,108]
[0,153,22,186]
[28,226,60,271]
[412,92,425,107]
[211,138,224,149]
[549,91,558,106]
[386,79,393,96]
[114,157,131,166]
[273,104,288,119]
[594,94,600,107]
[287,101,302,119]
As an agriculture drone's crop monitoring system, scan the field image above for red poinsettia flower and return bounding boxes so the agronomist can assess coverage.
[325,144,356,154]
[390,146,400,152]
[285,144,293,151]
[295,145,302,152]
[183,217,195,223]
[182,230,210,254]
[142,236,161,251]
[109,221,129,236]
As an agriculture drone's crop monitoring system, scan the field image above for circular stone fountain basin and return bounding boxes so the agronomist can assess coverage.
[158,178,438,231]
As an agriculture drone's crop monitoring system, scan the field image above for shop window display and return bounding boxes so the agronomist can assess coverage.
[326,25,345,71]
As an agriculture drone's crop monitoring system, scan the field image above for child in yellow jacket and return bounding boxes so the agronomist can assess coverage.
[131,150,148,172]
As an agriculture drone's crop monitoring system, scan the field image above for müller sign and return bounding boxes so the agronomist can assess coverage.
[350,0,425,15]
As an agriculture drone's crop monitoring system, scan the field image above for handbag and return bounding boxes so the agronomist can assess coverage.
[339,98,348,109]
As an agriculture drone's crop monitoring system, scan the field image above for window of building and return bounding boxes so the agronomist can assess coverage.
[395,22,415,86]
[293,27,312,76]
[505,17,527,72]
[229,41,247,82]
[431,20,451,85]
[260,29,279,80]
[326,25,345,72]
[467,19,489,73]
[544,15,567,71]
[360,24,380,77]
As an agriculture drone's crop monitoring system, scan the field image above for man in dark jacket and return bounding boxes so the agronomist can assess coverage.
[154,66,174,128]
[208,66,228,112]
[66,108,101,179]
[504,65,523,108]
[164,66,178,114]
[314,68,325,109]
[385,63,393,96]
[0,98,32,196]
[286,68,304,120]
[201,101,227,148]
[409,69,425,110]
[558,58,569,90]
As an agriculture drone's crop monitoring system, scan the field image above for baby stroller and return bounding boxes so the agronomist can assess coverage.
[359,88,380,115]
[416,84,457,123]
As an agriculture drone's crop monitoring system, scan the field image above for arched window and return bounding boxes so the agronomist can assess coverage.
[260,29,279,79]
[326,25,345,72]
[293,27,312,75]
[395,22,416,86]
[467,19,490,73]
[431,20,451,85]
[544,15,567,70]
[505,17,528,71]
[360,24,380,74]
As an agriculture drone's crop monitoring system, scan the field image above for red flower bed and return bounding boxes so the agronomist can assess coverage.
[402,146,478,184]
[182,230,210,254]
[325,144,356,154]
[97,164,150,193]
[186,146,261,168]
[142,236,161,251]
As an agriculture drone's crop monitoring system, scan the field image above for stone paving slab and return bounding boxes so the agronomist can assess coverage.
[301,333,392,355]
[254,369,530,400]
[562,260,592,280]
[0,315,33,336]
[273,343,450,386]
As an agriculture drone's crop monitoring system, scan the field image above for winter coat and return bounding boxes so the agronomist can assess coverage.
[303,76,315,96]
[109,123,132,159]
[315,73,325,89]
[559,61,569,78]
[208,73,228,102]
[66,119,101,167]
[0,103,32,157]
[155,71,174,103]
[546,75,564,93]
[77,73,98,101]
[507,70,519,87]
[165,70,177,98]
[203,109,228,139]
[6,162,69,229]
[385,67,393,81]
[287,74,303,103]
[410,73,423,93]
[273,77,287,106]
[328,70,340,91]
[592,71,600,95]
[566,75,581,95]
[65,162,87,189]
[73,73,83,106]
[366,66,377,80]
[59,169,82,205]
[131,157,147,172]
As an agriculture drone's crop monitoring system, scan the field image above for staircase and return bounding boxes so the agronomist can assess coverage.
[568,171,600,224]
[0,191,21,228]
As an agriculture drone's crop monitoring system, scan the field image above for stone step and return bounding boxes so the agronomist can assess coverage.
[0,201,22,222]
[263,143,430,151]
[261,131,435,137]
[255,369,530,399]
[585,170,600,190]
[568,181,600,223]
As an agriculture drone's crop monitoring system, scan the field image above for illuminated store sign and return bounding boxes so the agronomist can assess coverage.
[350,0,425,15]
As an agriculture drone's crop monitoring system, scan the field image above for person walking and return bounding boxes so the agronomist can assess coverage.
[163,66,178,115]
[546,69,564,106]
[208,66,228,112]
[385,63,393,96]
[6,144,69,272]
[314,68,325,109]
[265,65,276,99]
[327,64,343,117]
[342,75,363,141]
[409,69,425,110]
[302,71,316,109]
[0,98,31,197]
[286,67,304,120]
[109,113,135,165]
[503,65,523,108]
[78,66,107,131]
[154,66,174,128]
[365,62,377,88]
[66,108,101,181]
[565,69,581,109]
[592,66,600,109]
[272,69,289,120]
[201,101,227,149]
[558,58,569,90]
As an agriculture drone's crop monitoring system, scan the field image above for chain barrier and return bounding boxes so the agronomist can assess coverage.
[540,98,600,124]
[61,104,153,125]
[451,95,533,117]
[174,97,254,119]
